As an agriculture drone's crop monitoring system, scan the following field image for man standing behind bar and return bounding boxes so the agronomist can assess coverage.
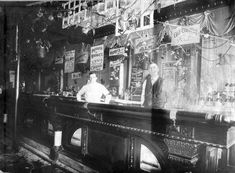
[141,63,166,108]
[76,72,111,104]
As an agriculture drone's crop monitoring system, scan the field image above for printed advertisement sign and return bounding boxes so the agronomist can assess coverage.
[90,45,104,71]
[71,72,81,79]
[171,24,200,46]
[110,59,123,67]
[109,47,125,56]
[64,50,75,73]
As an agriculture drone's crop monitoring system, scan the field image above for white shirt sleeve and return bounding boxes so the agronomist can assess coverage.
[76,86,86,101]
[101,85,111,103]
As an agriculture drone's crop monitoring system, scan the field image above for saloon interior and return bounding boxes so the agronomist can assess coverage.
[1,0,235,173]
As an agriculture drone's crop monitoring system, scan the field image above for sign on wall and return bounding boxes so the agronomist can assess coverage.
[130,66,143,101]
[64,50,75,73]
[109,47,125,56]
[171,24,200,46]
[71,72,81,79]
[90,45,104,71]
[55,56,63,64]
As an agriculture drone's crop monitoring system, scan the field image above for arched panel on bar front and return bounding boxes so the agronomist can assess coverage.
[62,121,85,155]
[134,136,168,172]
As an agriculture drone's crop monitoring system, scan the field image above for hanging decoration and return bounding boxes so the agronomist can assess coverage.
[21,2,68,63]
[115,0,154,36]
[223,10,235,35]
[62,0,117,29]
[76,43,90,64]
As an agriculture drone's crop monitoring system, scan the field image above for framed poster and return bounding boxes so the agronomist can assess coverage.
[130,66,143,100]
[64,50,75,73]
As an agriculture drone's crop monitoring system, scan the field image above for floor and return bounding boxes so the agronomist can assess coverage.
[0,122,72,173]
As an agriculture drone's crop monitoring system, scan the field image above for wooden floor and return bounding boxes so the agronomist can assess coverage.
[0,122,74,173]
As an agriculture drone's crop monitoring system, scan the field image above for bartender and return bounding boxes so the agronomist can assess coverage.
[76,72,111,104]
[141,63,166,108]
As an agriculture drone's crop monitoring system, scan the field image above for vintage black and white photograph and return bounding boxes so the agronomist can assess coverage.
[0,0,235,173]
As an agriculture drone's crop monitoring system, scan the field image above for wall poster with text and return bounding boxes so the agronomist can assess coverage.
[64,50,75,73]
[90,45,104,71]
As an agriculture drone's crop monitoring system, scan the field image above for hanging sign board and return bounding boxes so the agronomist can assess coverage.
[110,59,123,67]
[171,24,200,46]
[109,47,125,56]
[64,50,75,73]
[90,45,104,71]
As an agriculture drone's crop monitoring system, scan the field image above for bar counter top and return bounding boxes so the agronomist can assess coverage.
[27,93,235,126]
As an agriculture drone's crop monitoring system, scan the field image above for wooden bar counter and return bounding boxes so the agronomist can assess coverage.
[18,94,235,173]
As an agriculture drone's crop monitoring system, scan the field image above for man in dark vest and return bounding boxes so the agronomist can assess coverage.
[141,63,166,108]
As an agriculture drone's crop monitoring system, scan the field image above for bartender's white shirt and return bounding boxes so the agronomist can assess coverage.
[77,82,110,103]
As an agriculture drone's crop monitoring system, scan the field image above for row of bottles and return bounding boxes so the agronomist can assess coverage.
[199,83,235,108]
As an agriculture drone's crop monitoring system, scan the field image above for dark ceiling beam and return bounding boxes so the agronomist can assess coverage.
[93,24,115,39]
[154,0,232,23]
